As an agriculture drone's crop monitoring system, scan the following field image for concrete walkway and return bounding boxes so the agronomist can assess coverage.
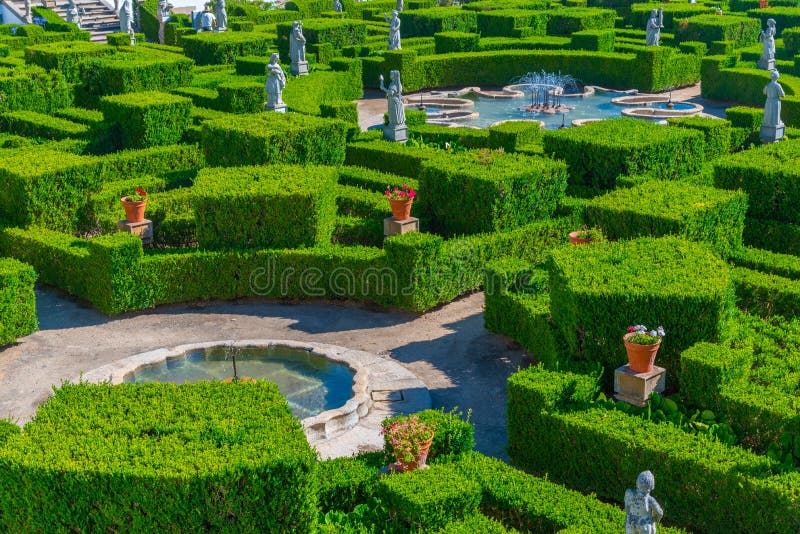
[0,287,531,460]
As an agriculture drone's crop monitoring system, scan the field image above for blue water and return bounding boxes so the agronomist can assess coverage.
[425,92,675,129]
[123,346,355,419]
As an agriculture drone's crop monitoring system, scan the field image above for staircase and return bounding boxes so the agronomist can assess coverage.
[35,0,119,42]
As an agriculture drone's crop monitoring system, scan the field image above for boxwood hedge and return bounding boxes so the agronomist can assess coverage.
[0,257,37,346]
[101,91,192,149]
[0,381,317,532]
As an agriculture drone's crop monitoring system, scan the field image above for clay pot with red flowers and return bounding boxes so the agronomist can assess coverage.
[120,187,148,223]
[623,324,666,373]
[385,184,417,221]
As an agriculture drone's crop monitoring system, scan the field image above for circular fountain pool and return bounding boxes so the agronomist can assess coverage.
[123,345,355,420]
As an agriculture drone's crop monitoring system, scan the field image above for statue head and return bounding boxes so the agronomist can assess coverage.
[270,52,280,63]
[771,69,780,81]
[636,471,655,493]
[390,70,400,81]
[392,9,398,16]
[768,18,776,27]
[650,9,657,17]
[293,20,301,31]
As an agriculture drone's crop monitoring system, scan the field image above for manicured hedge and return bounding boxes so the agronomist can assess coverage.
[731,265,800,318]
[434,31,481,53]
[276,18,368,60]
[201,112,348,167]
[0,110,90,140]
[585,180,747,258]
[80,49,194,97]
[0,257,37,346]
[666,116,731,160]
[193,165,338,250]
[546,7,616,35]
[215,81,263,113]
[24,40,114,83]
[542,118,705,188]
[748,7,800,37]
[547,237,735,379]
[418,151,568,236]
[101,91,192,149]
[714,139,800,224]
[0,381,317,532]
[630,3,716,32]
[571,28,614,51]
[507,366,800,534]
[476,9,548,37]
[675,14,761,46]
[743,217,800,255]
[181,31,273,65]
[0,65,71,114]
[399,7,478,38]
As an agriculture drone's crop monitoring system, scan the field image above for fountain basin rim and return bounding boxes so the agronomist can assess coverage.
[78,339,418,444]
[621,103,703,119]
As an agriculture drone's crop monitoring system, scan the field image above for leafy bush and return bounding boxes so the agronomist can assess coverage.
[399,7,478,37]
[666,116,731,160]
[487,120,541,151]
[0,110,90,140]
[418,151,568,236]
[80,49,194,97]
[0,381,318,532]
[547,237,735,380]
[101,91,192,149]
[714,139,800,224]
[24,40,114,83]
[0,257,37,346]
[433,31,480,53]
[382,408,475,461]
[378,466,482,530]
[192,164,338,250]
[506,366,800,533]
[215,81,263,113]
[731,266,800,318]
[546,7,616,35]
[585,180,747,258]
[543,118,705,188]
[476,9,548,37]
[181,31,273,65]
[570,28,615,51]
[674,15,761,46]
[316,452,384,513]
[201,112,348,166]
[0,65,71,114]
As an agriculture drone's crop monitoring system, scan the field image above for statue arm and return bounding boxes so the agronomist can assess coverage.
[648,497,664,523]
[779,85,786,98]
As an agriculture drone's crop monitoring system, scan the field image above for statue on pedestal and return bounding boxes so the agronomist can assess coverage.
[761,69,786,143]
[290,20,309,75]
[119,0,134,34]
[379,70,407,142]
[23,0,33,24]
[157,0,173,44]
[215,0,227,31]
[759,19,776,70]
[66,0,83,27]
[624,471,663,534]
[396,0,403,12]
[645,8,663,47]
[333,0,342,12]
[265,53,287,112]
[385,10,401,50]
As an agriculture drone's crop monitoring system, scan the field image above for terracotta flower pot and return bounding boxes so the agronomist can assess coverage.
[392,435,434,472]
[569,231,591,245]
[389,198,413,221]
[623,332,661,373]
[121,197,147,223]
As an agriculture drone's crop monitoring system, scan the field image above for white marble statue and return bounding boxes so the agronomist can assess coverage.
[396,0,403,12]
[157,0,172,44]
[385,10,401,50]
[290,21,306,63]
[129,26,136,45]
[119,0,134,34]
[759,19,776,69]
[199,5,215,32]
[215,0,227,31]
[66,0,83,27]
[265,53,287,110]
[24,0,33,24]
[764,69,785,128]
[333,0,342,12]
[624,471,663,534]
[645,8,662,47]
[379,70,406,127]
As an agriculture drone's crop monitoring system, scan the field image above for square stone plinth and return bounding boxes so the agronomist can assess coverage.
[265,103,288,113]
[291,61,309,76]
[758,58,775,71]
[383,124,408,143]
[760,123,785,144]
[118,219,153,246]
[384,216,419,237]
[614,365,666,407]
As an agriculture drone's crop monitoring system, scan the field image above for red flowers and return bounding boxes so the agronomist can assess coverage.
[135,187,147,197]
[385,184,417,200]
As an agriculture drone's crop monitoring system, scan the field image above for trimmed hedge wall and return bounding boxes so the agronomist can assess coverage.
[667,116,731,161]
[193,165,338,250]
[201,112,348,167]
[0,381,317,532]
[418,151,567,236]
[714,139,800,224]
[507,366,800,534]
[0,110,90,140]
[546,7,616,35]
[476,9,548,37]
[675,14,761,46]
[434,31,481,53]
[215,81,264,113]
[399,8,478,37]
[277,18,368,60]
[542,118,705,188]
[24,40,114,83]
[181,31,273,65]
[0,65,71,114]
[101,91,192,149]
[0,257,37,346]
[547,237,735,379]
[80,49,194,97]
[585,180,747,258]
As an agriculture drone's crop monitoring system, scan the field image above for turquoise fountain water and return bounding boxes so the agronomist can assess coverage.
[123,345,355,419]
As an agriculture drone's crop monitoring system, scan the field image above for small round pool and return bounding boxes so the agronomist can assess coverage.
[123,345,355,420]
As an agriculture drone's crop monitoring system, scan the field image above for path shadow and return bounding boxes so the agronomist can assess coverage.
[36,286,110,331]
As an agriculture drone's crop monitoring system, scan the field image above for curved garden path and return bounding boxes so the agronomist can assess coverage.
[0,287,530,460]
